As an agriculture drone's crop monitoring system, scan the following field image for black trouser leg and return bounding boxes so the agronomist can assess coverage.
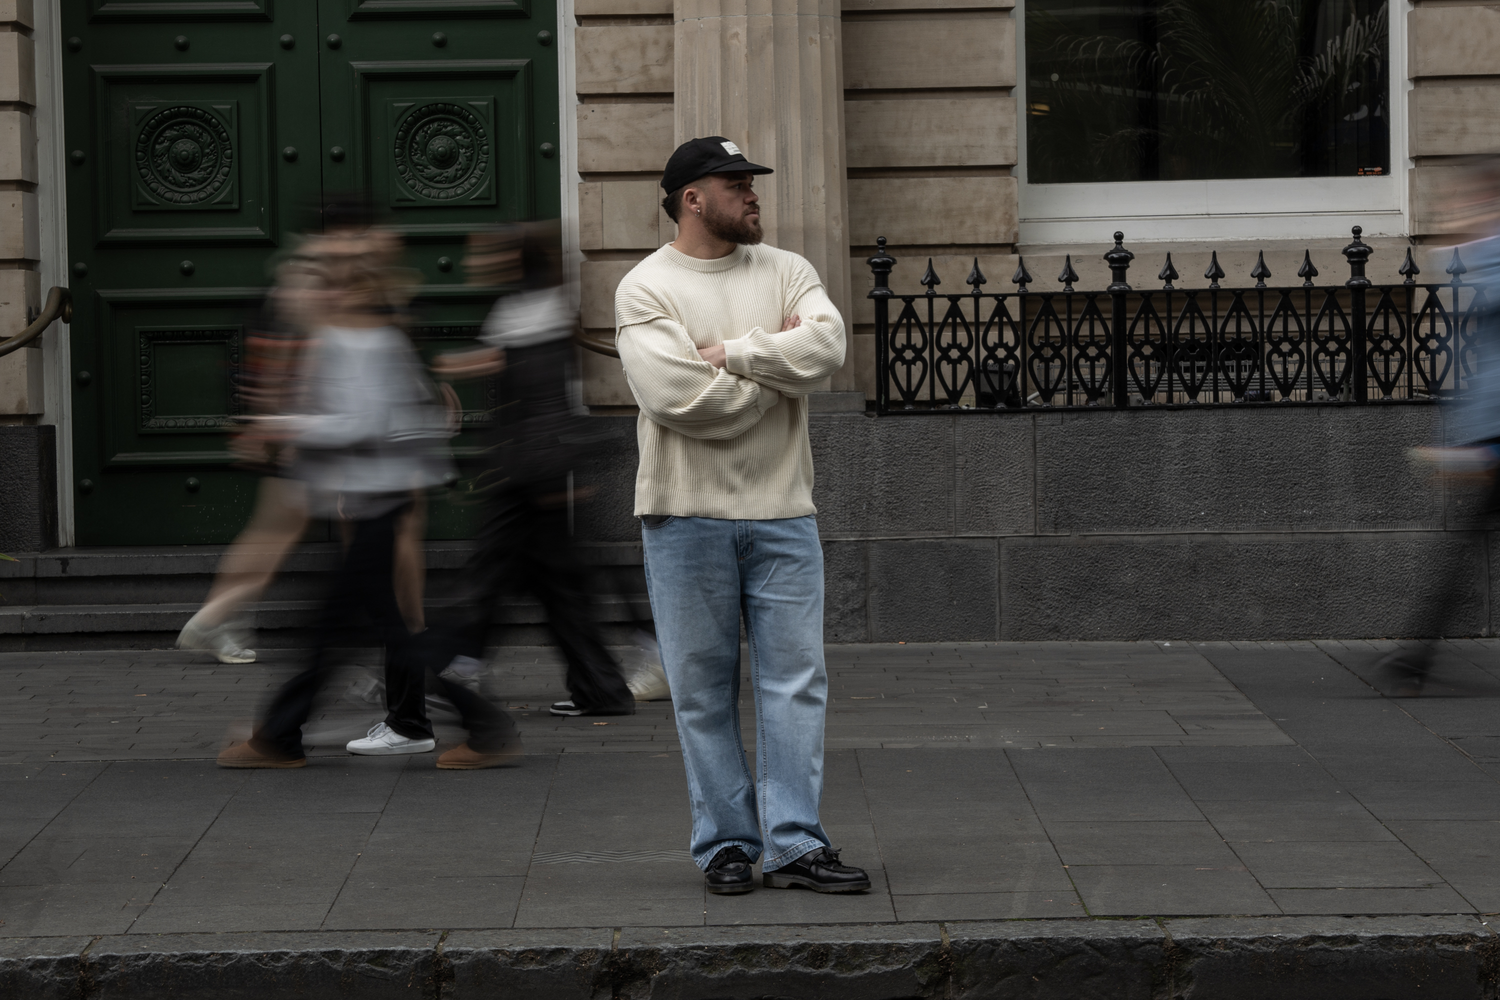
[255,507,430,756]
[407,626,519,751]
[525,509,633,711]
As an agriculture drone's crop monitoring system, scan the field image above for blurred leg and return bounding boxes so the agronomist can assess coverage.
[394,491,427,632]
[193,478,309,628]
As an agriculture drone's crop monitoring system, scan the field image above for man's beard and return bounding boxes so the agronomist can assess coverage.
[702,200,763,245]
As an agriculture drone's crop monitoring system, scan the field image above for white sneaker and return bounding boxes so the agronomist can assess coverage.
[345,722,435,756]
[438,655,484,694]
[624,633,670,701]
[177,618,256,664]
[627,662,671,702]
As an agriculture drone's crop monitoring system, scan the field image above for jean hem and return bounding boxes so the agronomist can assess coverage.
[693,840,762,871]
[760,837,826,873]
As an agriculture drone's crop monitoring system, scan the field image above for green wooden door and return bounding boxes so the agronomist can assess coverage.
[64,0,558,545]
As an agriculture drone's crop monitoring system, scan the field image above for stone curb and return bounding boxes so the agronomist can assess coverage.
[2,916,1496,999]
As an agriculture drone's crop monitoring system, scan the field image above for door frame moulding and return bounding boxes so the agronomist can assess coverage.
[558,0,580,304]
[36,0,73,546]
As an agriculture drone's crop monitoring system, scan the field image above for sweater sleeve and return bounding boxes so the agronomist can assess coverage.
[617,313,780,441]
[720,257,846,396]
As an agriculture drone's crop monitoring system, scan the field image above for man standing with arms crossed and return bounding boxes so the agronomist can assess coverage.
[614,137,869,895]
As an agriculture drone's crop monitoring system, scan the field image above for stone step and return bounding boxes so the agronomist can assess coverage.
[0,593,650,635]
[0,541,650,649]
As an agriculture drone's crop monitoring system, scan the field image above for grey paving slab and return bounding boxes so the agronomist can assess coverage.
[323,875,525,930]
[890,890,1087,921]
[0,882,153,937]
[1268,886,1476,915]
[1230,841,1443,889]
[125,901,334,935]
[1045,821,1242,867]
[1067,864,1280,916]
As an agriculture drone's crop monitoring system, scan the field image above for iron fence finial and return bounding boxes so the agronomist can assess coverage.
[1104,231,1133,293]
[1298,250,1319,287]
[1342,225,1372,289]
[1204,251,1225,289]
[1399,247,1420,285]
[1058,254,1079,292]
[967,257,987,289]
[1012,256,1033,292]
[1158,253,1179,290]
[867,236,895,300]
[1251,251,1271,288]
[1447,247,1468,285]
[921,258,940,295]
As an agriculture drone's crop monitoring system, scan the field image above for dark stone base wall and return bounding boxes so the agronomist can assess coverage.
[577,403,1478,641]
[0,426,56,554]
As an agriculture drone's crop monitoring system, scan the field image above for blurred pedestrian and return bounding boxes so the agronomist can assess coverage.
[218,204,514,768]
[1383,154,1500,692]
[613,138,868,894]
[421,222,635,750]
[178,203,429,664]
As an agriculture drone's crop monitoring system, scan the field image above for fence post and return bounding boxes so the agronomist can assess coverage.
[868,236,895,415]
[1342,226,1372,404]
[1105,231,1135,407]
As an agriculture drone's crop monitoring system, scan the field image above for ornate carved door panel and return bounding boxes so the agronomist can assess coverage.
[63,0,559,544]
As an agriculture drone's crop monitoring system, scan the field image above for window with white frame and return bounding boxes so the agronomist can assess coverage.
[1017,0,1406,243]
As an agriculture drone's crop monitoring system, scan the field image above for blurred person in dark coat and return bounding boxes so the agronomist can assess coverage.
[420,223,634,767]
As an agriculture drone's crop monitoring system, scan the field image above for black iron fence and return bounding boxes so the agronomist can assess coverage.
[867,227,1492,415]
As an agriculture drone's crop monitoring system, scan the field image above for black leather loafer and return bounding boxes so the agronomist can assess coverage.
[763,847,871,893]
[705,846,755,894]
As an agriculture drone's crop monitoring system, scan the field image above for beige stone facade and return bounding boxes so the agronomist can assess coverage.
[0,0,41,421]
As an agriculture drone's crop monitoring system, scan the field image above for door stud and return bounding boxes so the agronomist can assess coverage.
[180,261,195,277]
[173,35,189,51]
[280,34,295,50]
[326,34,342,49]
[432,32,447,47]
[329,147,346,162]
[282,147,298,163]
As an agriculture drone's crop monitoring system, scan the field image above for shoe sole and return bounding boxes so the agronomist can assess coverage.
[436,749,523,770]
[213,652,256,664]
[762,873,872,893]
[217,757,306,769]
[706,881,755,895]
[346,741,437,756]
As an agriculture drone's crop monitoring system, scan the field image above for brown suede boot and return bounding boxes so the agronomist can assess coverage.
[436,741,523,770]
[217,739,306,769]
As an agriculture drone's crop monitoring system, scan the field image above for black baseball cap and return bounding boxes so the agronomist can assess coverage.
[661,136,773,194]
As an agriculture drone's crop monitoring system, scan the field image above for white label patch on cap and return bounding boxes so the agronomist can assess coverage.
[720,141,743,156]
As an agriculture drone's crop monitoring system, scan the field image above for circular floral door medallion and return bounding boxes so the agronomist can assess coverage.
[393,102,493,204]
[135,105,236,207]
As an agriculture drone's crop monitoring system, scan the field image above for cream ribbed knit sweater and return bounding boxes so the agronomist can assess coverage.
[614,243,846,519]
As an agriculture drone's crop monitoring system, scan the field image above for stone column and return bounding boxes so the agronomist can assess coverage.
[675,0,856,390]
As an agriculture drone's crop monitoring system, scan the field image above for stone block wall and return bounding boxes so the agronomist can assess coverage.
[1408,3,1500,240]
[0,0,40,420]
[574,0,676,409]
[575,404,1480,642]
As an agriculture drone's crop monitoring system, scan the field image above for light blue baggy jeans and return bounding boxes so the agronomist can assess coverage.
[641,514,831,872]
